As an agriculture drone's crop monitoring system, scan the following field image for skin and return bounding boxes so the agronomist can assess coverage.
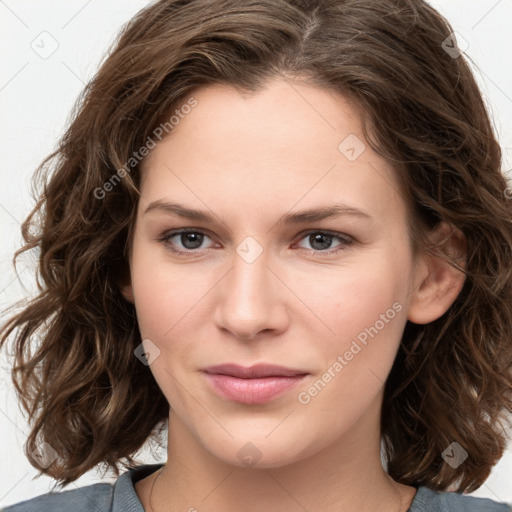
[122,77,466,512]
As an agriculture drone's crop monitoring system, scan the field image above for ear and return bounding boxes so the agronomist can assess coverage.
[407,222,466,325]
[116,255,135,304]
[120,282,135,304]
[118,265,135,304]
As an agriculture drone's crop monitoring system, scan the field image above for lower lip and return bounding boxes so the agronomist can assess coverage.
[203,373,307,404]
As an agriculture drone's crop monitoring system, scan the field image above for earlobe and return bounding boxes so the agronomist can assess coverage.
[117,261,135,304]
[120,283,135,304]
[407,222,466,325]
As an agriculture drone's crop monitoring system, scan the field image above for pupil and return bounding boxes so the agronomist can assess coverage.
[310,233,332,250]
[182,232,203,249]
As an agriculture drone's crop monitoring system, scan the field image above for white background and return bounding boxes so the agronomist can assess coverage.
[1,0,511,508]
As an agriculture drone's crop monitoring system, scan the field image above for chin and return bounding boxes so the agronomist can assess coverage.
[207,436,315,470]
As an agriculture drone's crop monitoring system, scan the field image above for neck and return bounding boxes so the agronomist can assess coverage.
[144,393,416,512]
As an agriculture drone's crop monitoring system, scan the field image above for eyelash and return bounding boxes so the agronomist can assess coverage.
[158,229,354,257]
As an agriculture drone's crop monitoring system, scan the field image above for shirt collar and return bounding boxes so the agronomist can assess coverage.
[112,464,164,512]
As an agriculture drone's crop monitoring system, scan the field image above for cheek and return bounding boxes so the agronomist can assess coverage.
[294,277,407,429]
[129,239,208,341]
[316,261,406,330]
[306,256,410,381]
[129,255,204,405]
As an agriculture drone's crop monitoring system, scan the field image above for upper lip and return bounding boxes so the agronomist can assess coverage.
[202,363,308,378]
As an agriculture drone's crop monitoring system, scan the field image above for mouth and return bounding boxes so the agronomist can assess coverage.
[202,363,309,404]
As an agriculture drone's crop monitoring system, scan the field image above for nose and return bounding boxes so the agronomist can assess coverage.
[213,245,289,341]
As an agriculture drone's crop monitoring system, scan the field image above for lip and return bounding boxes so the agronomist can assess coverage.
[203,363,307,378]
[202,364,309,404]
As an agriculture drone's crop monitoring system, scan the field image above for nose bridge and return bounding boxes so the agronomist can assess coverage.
[231,248,269,303]
[214,238,287,338]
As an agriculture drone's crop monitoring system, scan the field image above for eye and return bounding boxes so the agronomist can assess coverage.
[159,229,216,254]
[159,228,354,257]
[295,230,353,255]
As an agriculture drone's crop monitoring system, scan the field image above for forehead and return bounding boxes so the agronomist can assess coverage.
[139,79,407,228]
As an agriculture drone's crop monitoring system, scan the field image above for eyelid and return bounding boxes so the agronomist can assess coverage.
[158,228,218,253]
[293,229,354,255]
[158,228,354,256]
[295,228,353,242]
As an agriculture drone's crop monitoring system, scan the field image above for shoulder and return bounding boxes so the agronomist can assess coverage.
[410,486,512,512]
[1,482,114,512]
[0,464,162,512]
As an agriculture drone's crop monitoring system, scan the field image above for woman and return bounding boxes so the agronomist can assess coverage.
[1,0,511,511]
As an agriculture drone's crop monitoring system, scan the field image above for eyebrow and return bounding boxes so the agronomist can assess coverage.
[143,200,372,225]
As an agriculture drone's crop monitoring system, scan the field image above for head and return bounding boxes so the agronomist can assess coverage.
[119,76,468,481]
[2,0,511,493]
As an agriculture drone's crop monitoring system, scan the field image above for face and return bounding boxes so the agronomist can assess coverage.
[124,78,421,468]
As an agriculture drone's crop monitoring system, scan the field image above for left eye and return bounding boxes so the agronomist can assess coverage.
[159,229,352,255]
[296,231,352,253]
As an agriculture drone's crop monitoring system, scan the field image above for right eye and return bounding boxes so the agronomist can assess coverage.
[159,229,217,255]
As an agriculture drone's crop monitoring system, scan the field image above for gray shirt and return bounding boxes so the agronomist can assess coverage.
[2,464,511,511]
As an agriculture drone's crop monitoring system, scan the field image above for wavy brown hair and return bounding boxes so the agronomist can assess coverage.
[1,0,511,492]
